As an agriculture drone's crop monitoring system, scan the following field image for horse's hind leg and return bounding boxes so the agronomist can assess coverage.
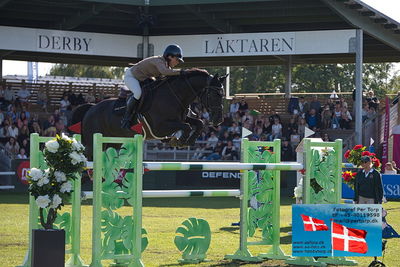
[185,117,204,146]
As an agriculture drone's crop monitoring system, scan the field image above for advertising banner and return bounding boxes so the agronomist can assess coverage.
[292,204,382,257]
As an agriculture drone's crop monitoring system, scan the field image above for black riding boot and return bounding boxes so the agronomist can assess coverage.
[121,96,139,129]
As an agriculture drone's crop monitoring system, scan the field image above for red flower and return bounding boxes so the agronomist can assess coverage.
[362,151,371,156]
[352,172,357,177]
[373,158,381,168]
[370,153,376,157]
[353,145,363,150]
[344,150,351,159]
[299,169,306,175]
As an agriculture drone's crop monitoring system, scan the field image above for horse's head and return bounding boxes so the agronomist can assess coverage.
[201,73,227,126]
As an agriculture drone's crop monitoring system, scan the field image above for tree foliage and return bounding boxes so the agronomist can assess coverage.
[49,63,398,97]
[49,64,125,79]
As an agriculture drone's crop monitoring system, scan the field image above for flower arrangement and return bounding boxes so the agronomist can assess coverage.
[344,145,381,170]
[27,134,87,229]
[342,144,381,189]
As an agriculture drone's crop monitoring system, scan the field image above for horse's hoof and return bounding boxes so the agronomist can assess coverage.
[169,137,178,147]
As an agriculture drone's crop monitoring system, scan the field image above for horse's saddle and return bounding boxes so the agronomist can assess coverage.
[113,78,166,116]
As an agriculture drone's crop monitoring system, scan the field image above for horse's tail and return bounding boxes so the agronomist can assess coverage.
[68,103,94,134]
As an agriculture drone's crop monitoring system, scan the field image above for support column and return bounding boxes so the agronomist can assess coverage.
[225,66,230,99]
[284,56,292,98]
[142,0,150,59]
[0,57,3,82]
[355,29,363,145]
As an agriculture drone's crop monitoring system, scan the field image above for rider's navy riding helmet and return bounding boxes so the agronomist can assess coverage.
[163,44,184,63]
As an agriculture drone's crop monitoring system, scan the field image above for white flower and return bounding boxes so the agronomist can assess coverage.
[294,186,303,198]
[61,133,71,141]
[54,171,67,182]
[80,154,87,165]
[70,151,83,165]
[37,176,50,187]
[45,140,59,153]
[36,195,51,209]
[50,194,63,209]
[29,168,43,181]
[72,139,84,151]
[60,181,72,193]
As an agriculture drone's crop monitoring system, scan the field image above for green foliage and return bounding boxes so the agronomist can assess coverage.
[174,217,211,263]
[207,63,395,96]
[49,64,125,79]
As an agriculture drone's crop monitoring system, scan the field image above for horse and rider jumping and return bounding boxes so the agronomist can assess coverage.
[69,44,227,158]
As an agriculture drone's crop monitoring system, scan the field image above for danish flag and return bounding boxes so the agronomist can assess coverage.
[332,222,368,254]
[300,214,329,231]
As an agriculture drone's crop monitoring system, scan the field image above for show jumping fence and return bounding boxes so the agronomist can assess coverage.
[20,133,356,267]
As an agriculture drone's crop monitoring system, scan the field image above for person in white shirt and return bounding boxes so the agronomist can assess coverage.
[229,99,239,117]
[60,95,71,113]
[4,85,15,104]
[269,117,282,141]
[384,162,398,175]
[207,132,219,148]
[17,148,28,159]
[8,123,18,138]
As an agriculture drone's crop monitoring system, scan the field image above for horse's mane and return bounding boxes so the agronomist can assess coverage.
[184,68,209,77]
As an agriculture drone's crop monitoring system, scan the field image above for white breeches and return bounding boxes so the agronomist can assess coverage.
[124,68,142,100]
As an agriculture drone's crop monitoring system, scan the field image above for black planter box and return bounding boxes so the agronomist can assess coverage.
[31,229,65,267]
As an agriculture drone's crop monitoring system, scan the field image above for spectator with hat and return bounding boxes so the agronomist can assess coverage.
[354,156,384,204]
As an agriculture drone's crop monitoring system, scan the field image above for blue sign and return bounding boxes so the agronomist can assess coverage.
[342,174,400,200]
[292,204,382,257]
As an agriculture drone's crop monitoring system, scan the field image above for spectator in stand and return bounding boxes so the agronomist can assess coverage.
[228,122,240,135]
[322,133,331,142]
[55,118,66,135]
[269,117,282,141]
[76,93,85,105]
[232,134,241,150]
[196,131,207,142]
[206,140,224,160]
[67,89,78,108]
[220,114,233,132]
[298,97,309,118]
[220,131,232,145]
[207,131,219,148]
[326,98,335,111]
[241,110,254,126]
[17,125,29,145]
[238,98,248,116]
[17,111,28,129]
[5,137,20,158]
[36,85,48,112]
[229,99,239,117]
[0,109,4,126]
[384,162,397,175]
[60,95,71,114]
[4,85,15,107]
[85,89,96,104]
[285,116,298,139]
[7,105,17,123]
[8,122,18,139]
[21,106,30,120]
[297,118,308,139]
[366,90,379,110]
[0,120,10,139]
[339,97,348,109]
[391,161,400,174]
[30,121,42,135]
[340,107,352,129]
[17,85,31,109]
[305,108,321,132]
[221,140,238,160]
[310,96,321,113]
[331,103,342,129]
[0,84,5,108]
[281,139,295,161]
[17,148,28,159]
[43,115,57,137]
[321,104,332,129]
[20,138,30,157]
[290,128,301,147]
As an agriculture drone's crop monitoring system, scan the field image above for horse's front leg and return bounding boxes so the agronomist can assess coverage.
[185,117,204,146]
[160,121,192,147]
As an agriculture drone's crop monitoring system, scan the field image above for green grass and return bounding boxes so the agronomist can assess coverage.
[0,193,399,267]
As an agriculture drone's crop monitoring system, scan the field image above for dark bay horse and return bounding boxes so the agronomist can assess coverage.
[70,70,226,159]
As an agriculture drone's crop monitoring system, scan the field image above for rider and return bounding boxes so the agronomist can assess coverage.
[121,44,184,128]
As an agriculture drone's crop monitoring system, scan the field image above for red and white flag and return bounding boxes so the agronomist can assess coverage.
[301,214,329,231]
[332,222,368,254]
